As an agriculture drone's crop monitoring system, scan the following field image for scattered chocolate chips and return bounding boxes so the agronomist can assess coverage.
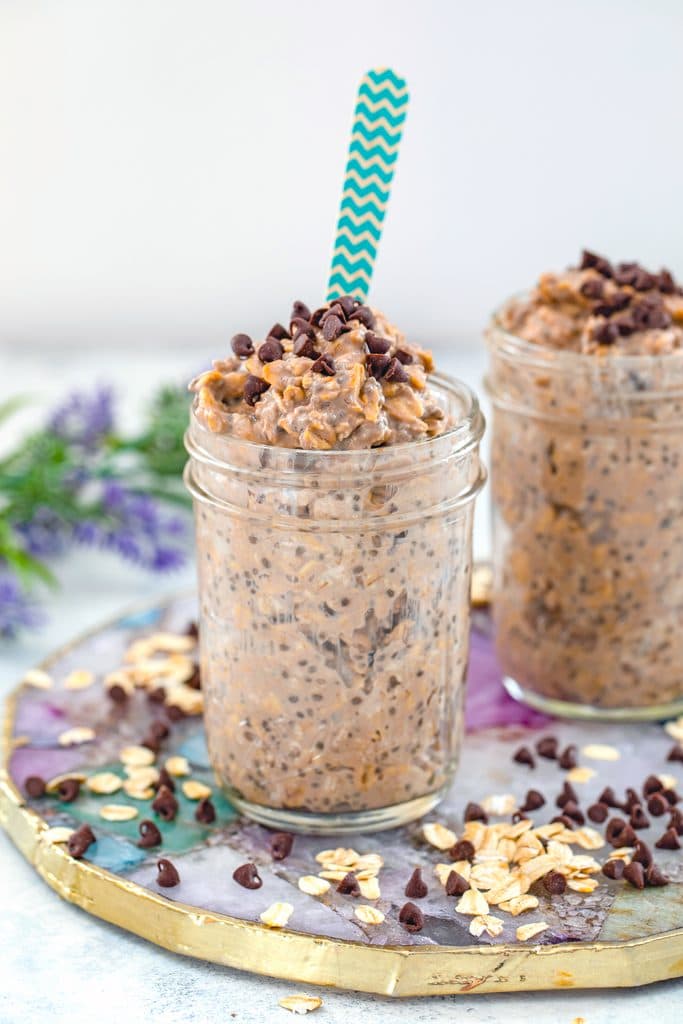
[324,303,346,323]
[561,800,585,826]
[606,817,636,848]
[25,776,46,799]
[598,786,622,809]
[147,686,166,704]
[448,839,475,863]
[337,872,360,897]
[642,774,664,797]
[337,295,358,319]
[513,746,535,769]
[667,743,683,763]
[383,358,409,384]
[669,808,683,835]
[520,789,546,813]
[68,823,96,859]
[290,300,311,323]
[535,736,558,760]
[556,781,579,808]
[243,375,270,406]
[311,354,336,376]
[558,745,578,770]
[580,249,613,278]
[292,331,320,360]
[655,827,681,850]
[623,861,646,890]
[107,683,129,704]
[646,865,669,887]
[632,840,653,868]
[543,871,567,895]
[394,348,414,365]
[464,801,488,824]
[185,620,199,639]
[364,332,392,355]
[322,314,345,342]
[269,832,294,861]
[404,867,428,899]
[580,277,604,300]
[647,792,670,817]
[398,902,424,933]
[588,802,609,824]
[157,858,180,888]
[231,333,254,358]
[602,859,624,880]
[310,307,326,327]
[137,820,162,848]
[624,788,641,812]
[57,778,81,803]
[152,785,178,822]
[149,721,170,742]
[629,805,650,830]
[551,814,576,830]
[594,321,619,345]
[258,338,284,363]
[366,353,391,378]
[445,870,470,896]
[140,733,161,754]
[663,788,680,806]
[268,323,290,341]
[186,666,201,691]
[195,798,216,824]
[155,768,176,793]
[351,305,374,329]
[165,704,186,722]
[232,863,262,889]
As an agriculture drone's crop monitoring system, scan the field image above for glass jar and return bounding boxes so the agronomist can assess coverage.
[487,307,683,720]
[184,373,485,833]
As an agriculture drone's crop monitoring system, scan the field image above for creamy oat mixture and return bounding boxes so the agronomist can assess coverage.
[490,251,683,711]
[190,297,445,449]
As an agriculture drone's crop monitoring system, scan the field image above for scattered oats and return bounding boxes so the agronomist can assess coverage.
[608,848,633,863]
[126,632,196,662]
[482,793,516,816]
[181,780,212,801]
[99,804,139,822]
[568,855,601,875]
[499,894,539,916]
[487,877,529,905]
[164,755,190,777]
[470,863,510,891]
[502,819,533,840]
[516,921,549,942]
[665,717,683,743]
[571,828,605,851]
[520,855,558,884]
[23,669,52,689]
[435,861,471,886]
[165,685,203,716]
[315,847,359,867]
[581,744,620,762]
[658,773,677,791]
[120,745,155,767]
[358,877,381,901]
[318,869,351,882]
[469,914,504,938]
[462,821,488,849]
[565,766,596,784]
[45,771,86,793]
[456,887,490,916]
[86,772,123,795]
[566,877,598,893]
[533,822,565,840]
[260,902,293,928]
[104,670,135,697]
[354,905,385,925]
[497,838,517,861]
[122,779,155,800]
[297,876,331,897]
[42,826,74,844]
[547,840,572,865]
[278,994,323,1015]
[513,833,544,863]
[422,822,457,850]
[65,669,95,691]
[354,853,384,874]
[124,765,159,786]
[58,726,95,747]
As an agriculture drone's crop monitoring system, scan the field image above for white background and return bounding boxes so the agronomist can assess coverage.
[2,0,683,353]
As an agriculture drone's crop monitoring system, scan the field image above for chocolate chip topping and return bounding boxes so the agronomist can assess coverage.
[643,775,665,797]
[291,300,311,323]
[629,805,650,830]
[165,703,186,722]
[623,861,646,890]
[580,250,614,278]
[68,823,96,860]
[647,864,669,887]
[243,375,270,406]
[449,839,475,863]
[543,870,567,895]
[464,801,488,824]
[561,800,585,826]
[366,353,392,378]
[292,331,320,360]
[384,358,409,384]
[155,768,176,793]
[337,295,358,319]
[556,781,579,808]
[269,832,294,861]
[655,827,681,850]
[258,338,284,363]
[602,859,624,880]
[352,305,375,329]
[57,778,80,803]
[398,902,424,933]
[598,786,622,809]
[551,814,576,830]
[580,278,604,300]
[624,788,641,812]
[231,333,254,359]
[152,785,178,822]
[587,802,609,824]
[535,736,558,760]
[404,867,428,899]
[232,862,263,889]
[195,798,216,824]
[594,321,619,346]
[632,840,653,868]
[157,858,180,888]
[311,354,336,376]
[558,745,578,770]
[606,817,637,848]
[648,792,670,817]
[322,314,345,342]
[513,746,535,768]
[186,666,201,690]
[336,871,360,896]
[137,820,162,848]
[394,348,414,365]
[364,332,392,355]
[149,720,171,740]
[268,323,290,341]
[520,789,546,813]
[25,776,46,798]
[445,870,470,896]
[140,734,161,754]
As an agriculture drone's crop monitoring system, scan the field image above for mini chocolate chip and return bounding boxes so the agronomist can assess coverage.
[165,704,185,722]
[464,801,488,824]
[558,745,578,770]
[449,839,475,862]
[152,785,178,822]
[605,817,628,845]
[148,686,166,704]
[669,807,683,834]
[655,827,681,850]
[290,316,312,336]
[364,332,392,354]
[185,620,199,638]
[270,832,294,861]
[258,338,284,363]
[25,776,46,798]
[337,295,358,319]
[613,314,636,336]
[520,789,546,812]
[268,322,290,341]
[310,307,327,327]
[352,305,375,328]
[337,871,360,896]
[137,820,162,848]
[629,805,650,830]
[445,870,470,896]
[404,867,428,899]
[57,779,81,803]
[647,793,670,817]
[646,864,669,887]
[155,768,176,793]
[384,358,409,384]
[67,823,96,859]
[642,775,664,797]
[107,683,129,704]
[186,666,201,690]
[543,871,567,895]
[663,788,680,805]
[602,859,624,880]
[580,278,604,300]
[394,348,414,365]
[311,354,336,376]
[140,734,161,754]
[323,302,346,323]
[231,333,254,358]
[658,269,676,294]
[580,250,613,277]
[232,862,262,889]
[366,353,391,378]
[562,801,585,826]
[595,321,619,345]
[195,798,216,824]
[551,814,576,829]
[667,743,683,763]
[243,375,270,406]
[293,331,320,360]
[535,736,558,760]
[322,314,345,341]
[624,788,641,811]
[291,300,311,323]
[398,901,424,933]
[632,840,653,868]
[513,745,535,768]
[588,802,609,824]
[556,781,579,808]
[157,858,180,888]
[623,861,646,890]
[598,786,622,809]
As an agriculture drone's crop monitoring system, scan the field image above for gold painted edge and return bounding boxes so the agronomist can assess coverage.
[2,589,683,997]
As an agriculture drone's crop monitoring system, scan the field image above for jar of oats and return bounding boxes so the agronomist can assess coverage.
[184,297,485,832]
[487,251,683,719]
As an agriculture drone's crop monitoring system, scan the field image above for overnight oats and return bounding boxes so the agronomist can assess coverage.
[185,297,485,832]
[487,251,683,719]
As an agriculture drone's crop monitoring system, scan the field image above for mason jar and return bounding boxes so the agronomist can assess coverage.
[487,307,683,720]
[184,372,485,833]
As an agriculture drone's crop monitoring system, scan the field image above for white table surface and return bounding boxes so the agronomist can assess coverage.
[1,344,682,1023]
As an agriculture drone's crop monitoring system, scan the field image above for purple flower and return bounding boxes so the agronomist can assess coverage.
[0,569,44,639]
[16,507,69,557]
[49,386,114,447]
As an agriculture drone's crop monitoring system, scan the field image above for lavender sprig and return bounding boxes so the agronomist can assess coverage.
[0,568,44,639]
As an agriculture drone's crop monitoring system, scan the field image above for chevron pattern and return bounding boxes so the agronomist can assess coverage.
[327,68,409,302]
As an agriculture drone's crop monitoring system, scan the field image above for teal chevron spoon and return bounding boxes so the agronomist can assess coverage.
[327,68,409,302]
